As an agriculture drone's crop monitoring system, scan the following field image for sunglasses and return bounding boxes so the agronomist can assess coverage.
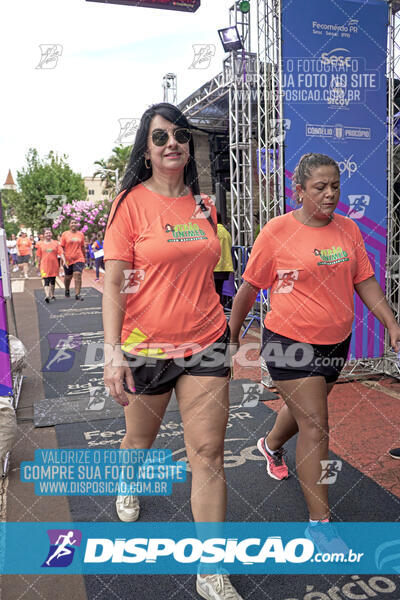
[151,127,191,146]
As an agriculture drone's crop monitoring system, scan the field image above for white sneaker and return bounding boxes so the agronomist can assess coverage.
[115,495,140,522]
[24,273,28,278]
[196,573,243,600]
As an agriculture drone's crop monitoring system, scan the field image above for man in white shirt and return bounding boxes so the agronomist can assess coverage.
[6,234,19,272]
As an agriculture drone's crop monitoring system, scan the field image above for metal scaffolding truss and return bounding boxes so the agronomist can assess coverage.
[228,3,255,249]
[256,0,284,227]
[179,72,229,129]
[383,1,400,378]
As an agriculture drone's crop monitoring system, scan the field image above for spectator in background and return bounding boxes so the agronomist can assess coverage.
[34,233,44,273]
[88,236,95,270]
[16,232,32,278]
[57,234,64,277]
[92,232,104,282]
[214,213,234,305]
[6,234,19,272]
[60,219,85,300]
[37,228,64,303]
[30,235,37,266]
[84,235,91,269]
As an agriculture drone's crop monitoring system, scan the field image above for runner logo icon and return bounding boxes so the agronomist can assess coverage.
[275,270,299,294]
[189,44,216,69]
[42,529,82,568]
[347,194,370,219]
[317,460,343,485]
[42,334,82,372]
[241,383,263,407]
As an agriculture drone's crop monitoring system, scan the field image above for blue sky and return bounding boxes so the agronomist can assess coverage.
[0,0,250,182]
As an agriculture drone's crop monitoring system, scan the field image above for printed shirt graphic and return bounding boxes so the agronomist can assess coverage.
[104,184,226,358]
[243,211,374,344]
[16,237,32,256]
[275,269,299,293]
[60,230,85,265]
[36,240,63,277]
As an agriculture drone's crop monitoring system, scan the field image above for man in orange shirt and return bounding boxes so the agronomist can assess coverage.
[60,219,85,300]
[16,231,32,278]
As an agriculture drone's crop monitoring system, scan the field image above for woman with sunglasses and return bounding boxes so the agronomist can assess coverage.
[103,103,242,600]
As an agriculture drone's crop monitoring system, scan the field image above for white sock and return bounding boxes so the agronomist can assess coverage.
[309,517,329,524]
[264,436,279,455]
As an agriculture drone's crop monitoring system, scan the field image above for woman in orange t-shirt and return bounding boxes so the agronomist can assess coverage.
[16,232,32,278]
[103,103,241,599]
[230,153,400,548]
[36,227,64,303]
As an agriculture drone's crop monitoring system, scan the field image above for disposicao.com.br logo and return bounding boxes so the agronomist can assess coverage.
[3,522,396,575]
[83,536,324,565]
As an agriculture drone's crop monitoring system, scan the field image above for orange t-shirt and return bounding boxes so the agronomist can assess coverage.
[60,230,85,265]
[36,240,63,278]
[104,184,226,359]
[16,237,32,256]
[243,211,375,344]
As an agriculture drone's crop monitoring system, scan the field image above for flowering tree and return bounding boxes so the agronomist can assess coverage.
[52,198,112,237]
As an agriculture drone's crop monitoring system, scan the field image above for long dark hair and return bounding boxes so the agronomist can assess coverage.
[107,102,204,227]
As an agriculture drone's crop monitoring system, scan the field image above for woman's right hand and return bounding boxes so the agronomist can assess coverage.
[104,357,135,407]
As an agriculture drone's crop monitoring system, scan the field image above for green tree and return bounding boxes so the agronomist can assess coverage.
[93,144,132,196]
[16,148,86,233]
[0,188,22,236]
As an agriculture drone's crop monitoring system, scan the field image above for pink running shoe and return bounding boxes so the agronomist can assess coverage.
[257,435,289,480]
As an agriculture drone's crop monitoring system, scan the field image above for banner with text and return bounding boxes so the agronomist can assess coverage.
[282,0,388,358]
[2,522,400,574]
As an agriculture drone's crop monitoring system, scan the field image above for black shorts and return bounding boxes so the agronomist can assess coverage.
[43,276,56,286]
[261,328,351,384]
[17,255,30,264]
[64,262,84,276]
[123,325,231,395]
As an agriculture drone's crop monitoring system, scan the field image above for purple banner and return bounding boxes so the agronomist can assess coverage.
[0,274,12,395]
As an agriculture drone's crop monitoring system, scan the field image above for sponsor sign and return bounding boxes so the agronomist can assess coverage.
[282,0,387,359]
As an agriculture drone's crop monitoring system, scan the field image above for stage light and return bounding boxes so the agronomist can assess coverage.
[218,26,243,52]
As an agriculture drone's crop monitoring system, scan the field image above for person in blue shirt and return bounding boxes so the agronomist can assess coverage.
[92,233,104,281]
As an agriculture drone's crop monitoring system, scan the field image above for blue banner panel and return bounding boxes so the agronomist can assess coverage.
[282,0,388,358]
[2,522,400,574]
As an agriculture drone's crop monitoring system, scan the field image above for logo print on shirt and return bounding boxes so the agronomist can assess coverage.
[121,270,145,294]
[274,270,299,294]
[314,247,349,265]
[164,222,207,243]
[347,194,370,219]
